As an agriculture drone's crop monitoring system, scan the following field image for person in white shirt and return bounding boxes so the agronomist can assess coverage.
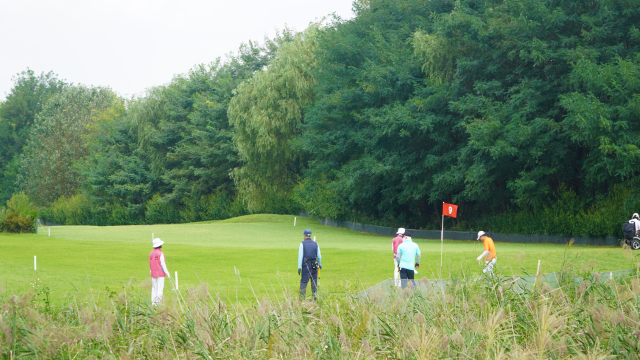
[631,213,640,234]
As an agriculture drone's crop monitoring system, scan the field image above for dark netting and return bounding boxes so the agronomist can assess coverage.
[302,214,620,246]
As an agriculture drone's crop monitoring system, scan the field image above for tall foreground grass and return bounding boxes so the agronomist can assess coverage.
[2,252,640,359]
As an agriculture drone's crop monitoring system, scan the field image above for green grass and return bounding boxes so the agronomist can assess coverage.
[0,214,633,304]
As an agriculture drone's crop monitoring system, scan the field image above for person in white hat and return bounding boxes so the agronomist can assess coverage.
[476,231,497,274]
[630,213,640,234]
[392,228,405,286]
[149,238,170,305]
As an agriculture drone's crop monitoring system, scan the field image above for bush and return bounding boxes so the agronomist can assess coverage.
[469,183,640,237]
[1,211,36,233]
[40,194,96,225]
[145,194,182,224]
[192,191,248,221]
[0,192,38,233]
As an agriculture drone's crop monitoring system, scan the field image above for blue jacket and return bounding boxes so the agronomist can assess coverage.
[298,238,322,269]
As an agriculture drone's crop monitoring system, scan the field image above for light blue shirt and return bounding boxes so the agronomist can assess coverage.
[397,238,421,271]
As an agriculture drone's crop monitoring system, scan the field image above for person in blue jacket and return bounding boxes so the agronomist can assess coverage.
[298,229,322,300]
[396,231,421,288]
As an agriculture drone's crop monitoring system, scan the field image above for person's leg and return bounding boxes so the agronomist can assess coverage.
[310,266,318,300]
[157,277,165,304]
[399,268,409,288]
[483,260,495,274]
[300,265,310,300]
[151,277,158,305]
[393,259,400,287]
[405,268,415,287]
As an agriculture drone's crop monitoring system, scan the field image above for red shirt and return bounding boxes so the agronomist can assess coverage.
[392,235,403,256]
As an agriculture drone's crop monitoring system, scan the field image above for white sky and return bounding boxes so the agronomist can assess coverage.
[0,0,355,101]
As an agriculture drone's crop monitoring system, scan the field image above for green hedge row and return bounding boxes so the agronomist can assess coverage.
[40,191,248,226]
[464,185,640,238]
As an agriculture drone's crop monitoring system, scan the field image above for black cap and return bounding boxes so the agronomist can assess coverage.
[403,231,412,237]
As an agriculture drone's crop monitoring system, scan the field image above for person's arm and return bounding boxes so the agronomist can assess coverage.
[317,245,322,268]
[477,251,490,261]
[396,247,402,265]
[160,253,170,278]
[298,243,303,269]
[416,247,421,267]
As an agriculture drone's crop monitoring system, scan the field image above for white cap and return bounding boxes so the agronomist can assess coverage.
[397,227,405,235]
[633,213,639,220]
[477,231,485,240]
[152,238,164,248]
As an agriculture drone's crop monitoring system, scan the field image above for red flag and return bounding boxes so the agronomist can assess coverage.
[443,203,458,218]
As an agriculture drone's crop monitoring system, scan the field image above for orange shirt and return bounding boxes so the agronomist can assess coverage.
[483,237,496,261]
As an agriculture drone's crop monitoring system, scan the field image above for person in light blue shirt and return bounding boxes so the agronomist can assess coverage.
[298,229,322,299]
[396,231,421,288]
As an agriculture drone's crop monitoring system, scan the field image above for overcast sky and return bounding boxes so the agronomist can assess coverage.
[0,0,355,101]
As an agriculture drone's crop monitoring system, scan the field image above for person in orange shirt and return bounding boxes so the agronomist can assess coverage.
[476,231,497,274]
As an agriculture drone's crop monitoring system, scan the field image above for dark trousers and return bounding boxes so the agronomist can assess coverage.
[399,268,415,289]
[300,261,318,299]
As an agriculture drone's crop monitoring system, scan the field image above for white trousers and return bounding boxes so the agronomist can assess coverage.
[394,258,400,286]
[151,277,165,305]
[483,258,497,274]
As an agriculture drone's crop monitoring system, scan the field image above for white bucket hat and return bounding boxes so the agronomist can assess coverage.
[152,238,164,248]
[397,227,405,235]
[477,231,486,240]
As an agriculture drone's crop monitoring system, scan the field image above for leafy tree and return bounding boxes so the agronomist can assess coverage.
[229,27,317,213]
[0,69,66,202]
[17,86,117,206]
[75,35,290,224]
[298,0,640,233]
[296,0,439,226]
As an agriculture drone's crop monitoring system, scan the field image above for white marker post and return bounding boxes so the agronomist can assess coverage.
[537,260,541,275]
[314,236,316,242]
[294,217,296,226]
[48,228,50,237]
[34,256,37,271]
[175,271,179,290]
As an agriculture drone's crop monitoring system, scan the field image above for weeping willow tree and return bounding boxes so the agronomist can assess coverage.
[228,27,318,212]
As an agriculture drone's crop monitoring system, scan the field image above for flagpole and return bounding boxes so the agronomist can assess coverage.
[440,208,444,280]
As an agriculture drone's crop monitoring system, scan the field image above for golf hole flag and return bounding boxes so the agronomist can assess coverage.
[443,203,458,218]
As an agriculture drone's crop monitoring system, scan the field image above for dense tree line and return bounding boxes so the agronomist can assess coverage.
[1,0,639,236]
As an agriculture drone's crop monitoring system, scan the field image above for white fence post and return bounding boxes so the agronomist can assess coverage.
[34,256,37,271]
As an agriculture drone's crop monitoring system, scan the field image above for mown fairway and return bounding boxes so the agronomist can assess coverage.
[0,214,634,304]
